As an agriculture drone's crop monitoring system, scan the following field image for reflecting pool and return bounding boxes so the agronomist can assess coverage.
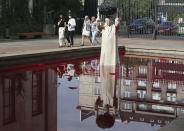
[0,52,184,131]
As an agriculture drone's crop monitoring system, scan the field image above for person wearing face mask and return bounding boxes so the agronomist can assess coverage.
[66,14,76,47]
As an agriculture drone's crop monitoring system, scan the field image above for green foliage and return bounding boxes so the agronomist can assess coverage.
[45,0,81,34]
[167,13,184,23]
[110,0,154,24]
[1,0,43,35]
[122,57,149,67]
[46,0,81,23]
[0,0,81,36]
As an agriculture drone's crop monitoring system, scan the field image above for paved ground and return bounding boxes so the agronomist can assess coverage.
[121,37,184,51]
[0,36,97,55]
[0,35,184,58]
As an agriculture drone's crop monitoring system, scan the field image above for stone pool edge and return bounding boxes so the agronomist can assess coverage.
[0,46,102,67]
[1,44,184,66]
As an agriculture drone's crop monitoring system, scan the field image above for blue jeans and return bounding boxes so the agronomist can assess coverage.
[92,31,99,44]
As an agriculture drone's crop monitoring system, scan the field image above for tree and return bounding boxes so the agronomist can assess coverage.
[46,0,82,33]
[46,0,81,22]
[0,0,82,35]
[0,0,44,34]
[110,0,154,24]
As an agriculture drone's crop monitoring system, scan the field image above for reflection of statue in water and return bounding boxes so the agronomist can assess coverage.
[97,2,120,66]
[95,65,120,129]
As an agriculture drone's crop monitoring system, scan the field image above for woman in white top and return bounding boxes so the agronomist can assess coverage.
[58,14,66,47]
[81,16,92,46]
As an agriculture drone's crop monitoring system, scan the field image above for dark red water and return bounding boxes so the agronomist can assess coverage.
[0,52,184,131]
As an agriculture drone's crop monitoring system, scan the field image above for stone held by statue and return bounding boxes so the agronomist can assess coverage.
[99,1,117,16]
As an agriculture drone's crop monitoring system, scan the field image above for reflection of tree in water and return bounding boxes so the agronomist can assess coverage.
[15,72,27,99]
[56,65,66,78]
[8,72,27,99]
[74,63,82,76]
[55,62,83,78]
[122,57,149,67]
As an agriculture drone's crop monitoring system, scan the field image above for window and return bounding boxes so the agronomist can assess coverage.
[137,90,146,99]
[154,68,162,76]
[181,108,184,115]
[167,93,176,102]
[3,78,15,125]
[124,91,131,98]
[32,71,42,116]
[168,82,176,90]
[124,67,133,77]
[138,104,147,110]
[152,105,174,113]
[124,80,131,86]
[182,85,184,92]
[152,93,161,101]
[121,103,132,110]
[168,60,178,64]
[153,81,160,88]
[138,66,147,75]
[95,77,101,83]
[181,98,184,103]
[95,88,100,95]
[155,59,161,63]
[138,80,146,87]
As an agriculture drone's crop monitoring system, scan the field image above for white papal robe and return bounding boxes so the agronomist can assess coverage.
[100,24,120,66]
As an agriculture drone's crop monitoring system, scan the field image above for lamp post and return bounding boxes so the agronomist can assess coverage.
[152,0,158,40]
[128,0,130,38]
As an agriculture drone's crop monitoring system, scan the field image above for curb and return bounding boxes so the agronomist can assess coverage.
[0,46,101,67]
[0,45,125,67]
[125,46,184,56]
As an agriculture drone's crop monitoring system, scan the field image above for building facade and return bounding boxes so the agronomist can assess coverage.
[0,67,57,131]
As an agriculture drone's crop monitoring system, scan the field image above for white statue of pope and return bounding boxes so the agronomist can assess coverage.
[97,10,120,66]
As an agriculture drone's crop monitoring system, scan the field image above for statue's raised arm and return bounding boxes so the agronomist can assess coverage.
[98,1,120,66]
[115,17,120,34]
[96,8,104,32]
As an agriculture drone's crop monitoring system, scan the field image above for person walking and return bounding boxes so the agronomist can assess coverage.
[58,14,66,47]
[91,16,99,45]
[80,16,92,46]
[66,14,76,47]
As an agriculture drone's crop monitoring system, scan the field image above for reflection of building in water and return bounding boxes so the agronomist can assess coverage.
[0,67,57,131]
[78,54,184,127]
[121,54,184,126]
[79,59,101,120]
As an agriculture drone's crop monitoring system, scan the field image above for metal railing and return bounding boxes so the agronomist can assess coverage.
[117,0,184,40]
